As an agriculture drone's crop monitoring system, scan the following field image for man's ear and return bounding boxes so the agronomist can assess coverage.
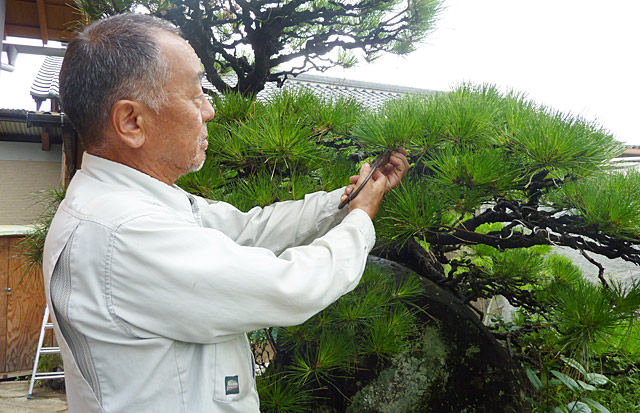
[110,100,149,149]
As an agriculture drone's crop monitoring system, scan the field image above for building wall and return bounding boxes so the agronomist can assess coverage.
[0,141,62,225]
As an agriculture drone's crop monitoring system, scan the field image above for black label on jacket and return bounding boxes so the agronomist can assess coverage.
[225,375,240,395]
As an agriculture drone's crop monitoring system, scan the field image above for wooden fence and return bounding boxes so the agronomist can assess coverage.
[0,235,48,378]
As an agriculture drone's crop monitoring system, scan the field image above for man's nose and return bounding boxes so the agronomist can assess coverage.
[203,98,215,122]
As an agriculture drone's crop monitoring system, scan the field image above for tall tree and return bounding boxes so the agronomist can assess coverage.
[173,86,640,411]
[73,0,442,95]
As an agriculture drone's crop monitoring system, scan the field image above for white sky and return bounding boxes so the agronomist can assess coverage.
[1,0,638,144]
[321,0,640,145]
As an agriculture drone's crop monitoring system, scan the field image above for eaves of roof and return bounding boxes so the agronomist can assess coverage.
[4,0,80,43]
[0,109,69,143]
[31,56,435,111]
[201,73,435,109]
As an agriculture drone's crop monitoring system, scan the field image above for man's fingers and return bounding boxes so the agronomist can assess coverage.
[371,168,388,187]
[341,184,356,203]
[352,163,371,185]
[389,150,409,172]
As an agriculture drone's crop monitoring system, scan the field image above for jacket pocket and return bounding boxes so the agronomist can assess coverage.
[213,335,254,403]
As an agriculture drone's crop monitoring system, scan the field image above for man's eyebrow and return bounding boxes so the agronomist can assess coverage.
[197,71,205,82]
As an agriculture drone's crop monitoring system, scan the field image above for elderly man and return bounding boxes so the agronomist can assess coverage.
[43,12,408,413]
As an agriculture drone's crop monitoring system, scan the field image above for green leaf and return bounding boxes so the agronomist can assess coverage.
[561,356,587,376]
[577,380,597,391]
[585,373,609,386]
[583,398,611,413]
[556,170,640,241]
[352,95,430,150]
[551,370,581,393]
[567,401,591,413]
[524,366,543,390]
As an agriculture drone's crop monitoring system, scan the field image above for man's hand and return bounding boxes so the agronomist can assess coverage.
[378,148,410,191]
[340,149,410,220]
[343,163,387,220]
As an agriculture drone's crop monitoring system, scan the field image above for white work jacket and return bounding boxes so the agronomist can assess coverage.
[42,153,375,413]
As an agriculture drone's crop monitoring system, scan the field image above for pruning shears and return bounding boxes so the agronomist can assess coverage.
[338,150,392,209]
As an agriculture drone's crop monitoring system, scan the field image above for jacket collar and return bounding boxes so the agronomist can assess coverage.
[79,152,193,214]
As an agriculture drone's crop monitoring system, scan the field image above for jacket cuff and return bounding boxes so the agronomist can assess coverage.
[342,209,376,252]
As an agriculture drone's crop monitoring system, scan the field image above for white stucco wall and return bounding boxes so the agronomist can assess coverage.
[0,141,62,225]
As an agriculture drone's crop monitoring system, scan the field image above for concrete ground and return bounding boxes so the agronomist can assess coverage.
[0,381,67,413]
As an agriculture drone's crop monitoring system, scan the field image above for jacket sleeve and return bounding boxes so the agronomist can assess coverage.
[196,188,349,255]
[106,207,375,344]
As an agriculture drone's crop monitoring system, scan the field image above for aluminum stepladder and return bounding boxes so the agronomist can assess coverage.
[27,305,64,399]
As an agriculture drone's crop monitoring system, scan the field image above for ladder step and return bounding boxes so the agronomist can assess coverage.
[28,306,65,399]
[33,372,65,380]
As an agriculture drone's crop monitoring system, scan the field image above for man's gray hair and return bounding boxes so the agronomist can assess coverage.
[59,13,181,150]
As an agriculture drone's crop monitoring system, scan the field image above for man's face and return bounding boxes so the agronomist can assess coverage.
[146,33,215,182]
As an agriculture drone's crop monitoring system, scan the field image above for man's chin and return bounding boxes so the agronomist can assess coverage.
[187,154,206,173]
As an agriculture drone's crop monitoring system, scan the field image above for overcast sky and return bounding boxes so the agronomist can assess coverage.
[321,0,640,145]
[1,0,638,144]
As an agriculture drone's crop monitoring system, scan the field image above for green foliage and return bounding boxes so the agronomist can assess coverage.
[210,92,258,124]
[174,88,638,411]
[175,156,227,200]
[19,187,66,279]
[257,265,426,411]
[257,369,313,412]
[427,145,522,195]
[480,247,546,284]
[550,279,640,362]
[376,177,449,246]
[353,95,430,150]
[554,170,640,240]
[253,111,321,170]
[289,332,354,385]
[525,358,612,413]
[506,108,623,178]
[22,81,640,411]
[297,95,364,137]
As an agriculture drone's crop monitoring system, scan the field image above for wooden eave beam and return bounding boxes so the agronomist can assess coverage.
[36,0,48,44]
[41,128,50,151]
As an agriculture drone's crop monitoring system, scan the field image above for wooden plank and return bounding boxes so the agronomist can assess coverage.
[46,2,82,30]
[41,129,51,151]
[36,0,49,44]
[0,238,10,374]
[5,0,80,41]
[44,27,75,41]
[3,24,40,39]
[5,1,39,26]
[5,236,45,373]
[1,369,32,380]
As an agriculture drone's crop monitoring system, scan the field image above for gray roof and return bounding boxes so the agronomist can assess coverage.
[30,56,434,110]
[202,73,434,108]
[31,56,63,110]
[0,109,67,143]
